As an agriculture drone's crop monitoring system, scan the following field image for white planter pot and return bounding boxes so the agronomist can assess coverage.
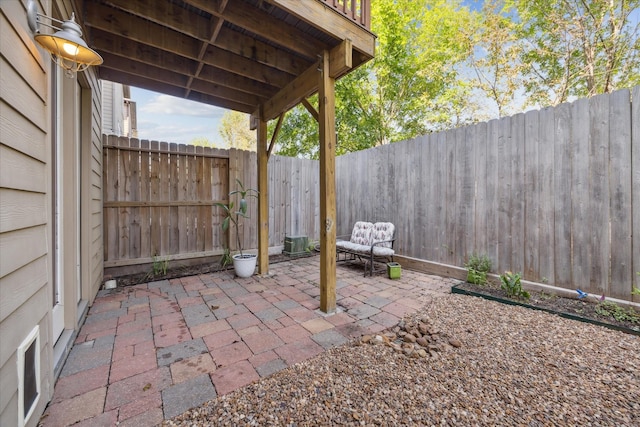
[232,254,257,278]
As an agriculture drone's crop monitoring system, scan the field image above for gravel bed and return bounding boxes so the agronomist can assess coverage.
[164,294,640,426]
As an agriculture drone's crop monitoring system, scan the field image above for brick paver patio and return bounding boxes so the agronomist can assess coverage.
[39,256,455,426]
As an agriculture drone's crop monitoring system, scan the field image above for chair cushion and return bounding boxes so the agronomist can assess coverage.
[371,222,395,248]
[336,241,395,257]
[350,221,373,245]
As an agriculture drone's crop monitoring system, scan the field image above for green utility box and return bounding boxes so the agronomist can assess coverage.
[387,262,401,279]
[283,235,308,257]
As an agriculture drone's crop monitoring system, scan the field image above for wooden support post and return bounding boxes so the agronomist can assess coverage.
[257,115,269,276]
[318,50,337,313]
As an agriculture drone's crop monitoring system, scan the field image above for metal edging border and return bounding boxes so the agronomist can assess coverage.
[451,284,640,337]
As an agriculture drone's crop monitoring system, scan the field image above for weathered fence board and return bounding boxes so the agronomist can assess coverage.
[104,87,638,302]
[104,137,320,269]
[632,86,640,303]
[334,86,638,302]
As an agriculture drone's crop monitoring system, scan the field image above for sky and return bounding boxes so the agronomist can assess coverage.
[130,1,485,145]
[130,87,228,145]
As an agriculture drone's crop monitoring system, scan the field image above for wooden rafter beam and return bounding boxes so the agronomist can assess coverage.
[301,98,318,122]
[98,68,255,113]
[268,113,285,158]
[258,40,353,121]
[84,2,308,77]
[271,0,375,58]
[90,28,293,89]
[184,0,326,60]
[98,52,265,106]
[187,0,228,97]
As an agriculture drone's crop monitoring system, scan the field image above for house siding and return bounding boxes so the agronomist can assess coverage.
[0,1,103,425]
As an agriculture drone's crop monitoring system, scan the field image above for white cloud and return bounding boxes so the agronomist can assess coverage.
[141,94,226,119]
[136,119,219,145]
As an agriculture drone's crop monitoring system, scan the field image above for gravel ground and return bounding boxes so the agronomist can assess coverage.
[164,294,640,426]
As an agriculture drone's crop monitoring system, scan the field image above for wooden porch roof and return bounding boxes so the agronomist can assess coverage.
[76,0,375,120]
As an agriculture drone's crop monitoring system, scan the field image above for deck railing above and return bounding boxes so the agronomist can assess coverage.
[321,0,370,29]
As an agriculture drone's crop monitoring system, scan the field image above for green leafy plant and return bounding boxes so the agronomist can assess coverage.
[500,271,529,300]
[144,254,169,281]
[633,273,640,296]
[305,239,319,253]
[465,254,492,285]
[215,179,259,258]
[595,300,640,324]
[152,255,169,276]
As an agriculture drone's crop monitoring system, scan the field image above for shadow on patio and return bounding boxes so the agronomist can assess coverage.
[39,256,456,426]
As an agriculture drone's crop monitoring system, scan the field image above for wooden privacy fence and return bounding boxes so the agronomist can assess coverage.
[336,86,640,301]
[103,135,319,270]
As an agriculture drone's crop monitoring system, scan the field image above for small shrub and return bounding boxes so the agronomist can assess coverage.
[633,273,640,296]
[465,254,492,285]
[595,301,640,324]
[152,255,168,276]
[500,271,529,300]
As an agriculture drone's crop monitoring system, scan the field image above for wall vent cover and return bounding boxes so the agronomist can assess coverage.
[18,325,40,427]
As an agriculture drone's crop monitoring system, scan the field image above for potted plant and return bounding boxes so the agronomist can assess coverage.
[215,179,259,277]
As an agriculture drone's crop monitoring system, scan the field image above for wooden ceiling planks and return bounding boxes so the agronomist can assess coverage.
[78,0,375,118]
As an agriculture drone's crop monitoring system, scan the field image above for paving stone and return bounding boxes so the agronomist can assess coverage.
[153,323,193,348]
[326,312,355,326]
[110,350,157,382]
[212,303,249,319]
[364,295,392,308]
[72,409,119,427]
[369,310,401,328]
[210,360,259,395]
[335,322,368,339]
[211,341,253,368]
[181,303,217,327]
[105,367,172,411]
[255,358,288,377]
[157,338,208,366]
[82,308,128,324]
[227,312,261,330]
[162,374,217,419]
[242,329,284,354]
[117,408,164,427]
[51,364,110,403]
[301,318,334,334]
[311,329,349,349]
[273,299,301,311]
[382,301,416,318]
[117,391,162,422]
[203,328,241,351]
[284,306,317,323]
[121,296,150,308]
[170,353,217,384]
[348,304,381,320]
[114,328,154,350]
[274,338,323,365]
[275,324,311,343]
[254,306,286,322]
[59,343,113,378]
[190,318,231,339]
[41,387,107,427]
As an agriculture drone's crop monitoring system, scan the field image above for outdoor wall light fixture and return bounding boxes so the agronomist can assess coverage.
[27,0,103,77]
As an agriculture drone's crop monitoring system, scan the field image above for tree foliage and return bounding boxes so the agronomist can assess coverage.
[219,110,256,151]
[468,0,525,117]
[271,0,640,158]
[189,137,220,148]
[273,0,475,158]
[514,0,640,106]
